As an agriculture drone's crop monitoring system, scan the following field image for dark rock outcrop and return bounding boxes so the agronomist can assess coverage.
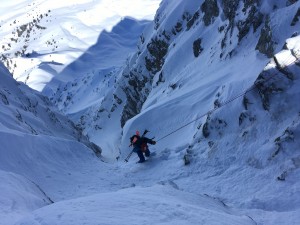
[255,16,275,58]
[201,0,219,26]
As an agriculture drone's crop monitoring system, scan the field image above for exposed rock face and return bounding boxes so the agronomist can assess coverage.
[63,0,298,137]
[118,29,170,127]
[0,10,51,75]
[118,18,171,127]
[186,8,201,30]
[222,0,240,28]
[291,8,300,26]
[201,0,219,26]
[145,37,169,73]
[117,0,299,127]
[193,38,204,57]
[120,71,150,127]
[254,39,300,110]
[237,0,264,42]
[218,0,267,58]
[255,16,275,58]
[202,116,227,138]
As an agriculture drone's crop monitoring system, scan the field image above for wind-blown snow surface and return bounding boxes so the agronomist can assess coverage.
[1,1,300,225]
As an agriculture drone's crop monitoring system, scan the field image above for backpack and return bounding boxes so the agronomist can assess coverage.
[140,141,148,152]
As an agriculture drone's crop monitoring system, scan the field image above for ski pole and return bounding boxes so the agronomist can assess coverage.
[124,150,134,162]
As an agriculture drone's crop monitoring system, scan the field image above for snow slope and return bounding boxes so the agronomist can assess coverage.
[0,0,161,91]
[15,185,254,225]
[117,1,300,224]
[0,61,101,224]
[1,0,300,225]
[0,0,160,158]
[0,62,254,225]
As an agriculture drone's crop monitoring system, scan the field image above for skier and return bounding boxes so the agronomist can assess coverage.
[130,130,156,163]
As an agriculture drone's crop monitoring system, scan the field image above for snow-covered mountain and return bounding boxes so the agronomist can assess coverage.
[0,42,255,225]
[0,0,161,158]
[0,0,161,91]
[1,0,300,225]
[0,60,104,224]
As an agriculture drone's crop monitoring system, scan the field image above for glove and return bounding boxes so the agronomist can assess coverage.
[152,141,156,145]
